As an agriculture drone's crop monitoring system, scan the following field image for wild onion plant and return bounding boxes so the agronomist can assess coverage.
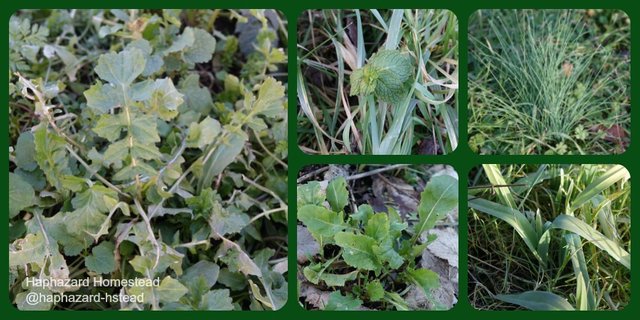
[468,10,630,154]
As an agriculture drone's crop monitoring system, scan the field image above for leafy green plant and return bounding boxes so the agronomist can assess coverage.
[9,9,288,311]
[468,164,631,310]
[297,174,458,310]
[468,10,630,155]
[297,9,458,155]
[350,49,415,103]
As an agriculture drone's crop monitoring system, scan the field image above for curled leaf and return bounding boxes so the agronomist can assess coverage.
[350,49,415,103]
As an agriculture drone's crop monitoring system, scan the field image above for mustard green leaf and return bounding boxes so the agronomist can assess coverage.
[326,176,348,212]
[15,131,37,171]
[218,238,262,277]
[15,287,53,311]
[187,116,221,149]
[129,79,155,101]
[9,232,47,267]
[103,139,129,167]
[325,291,362,310]
[366,280,385,302]
[372,239,404,269]
[178,73,213,121]
[33,124,71,192]
[84,82,125,113]
[182,260,220,288]
[208,201,250,236]
[200,289,234,310]
[183,28,216,64]
[65,185,118,244]
[94,48,145,86]
[297,204,346,242]
[303,263,357,287]
[147,78,184,120]
[93,113,126,142]
[157,276,189,303]
[131,140,162,160]
[165,27,195,55]
[9,172,36,219]
[130,114,161,144]
[32,213,86,256]
[415,175,458,238]
[365,212,390,241]
[334,232,381,271]
[406,267,440,296]
[350,204,374,223]
[296,181,325,207]
[84,241,116,274]
[126,39,162,76]
[252,77,285,118]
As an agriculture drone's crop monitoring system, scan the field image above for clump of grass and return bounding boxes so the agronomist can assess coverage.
[468,164,631,310]
[297,10,458,155]
[468,10,630,155]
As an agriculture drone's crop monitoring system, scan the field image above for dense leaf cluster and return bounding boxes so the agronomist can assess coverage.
[297,175,458,310]
[9,9,288,310]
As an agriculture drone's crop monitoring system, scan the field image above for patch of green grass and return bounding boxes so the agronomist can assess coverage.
[468,10,630,155]
[468,164,631,310]
[297,9,458,155]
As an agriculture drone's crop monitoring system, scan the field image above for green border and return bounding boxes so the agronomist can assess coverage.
[2,0,637,319]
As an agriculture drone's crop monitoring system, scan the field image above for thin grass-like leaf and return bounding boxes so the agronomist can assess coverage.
[592,195,619,244]
[511,164,554,194]
[495,291,575,311]
[565,234,597,310]
[297,68,328,153]
[482,164,516,208]
[370,9,388,31]
[468,198,540,261]
[384,10,404,50]
[571,165,629,211]
[440,104,458,151]
[355,10,365,68]
[552,214,630,269]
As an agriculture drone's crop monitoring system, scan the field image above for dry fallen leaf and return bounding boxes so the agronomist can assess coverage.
[426,228,458,268]
[562,62,574,77]
[299,282,331,309]
[297,225,320,263]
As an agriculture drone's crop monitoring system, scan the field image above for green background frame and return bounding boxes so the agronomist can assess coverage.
[2,0,636,318]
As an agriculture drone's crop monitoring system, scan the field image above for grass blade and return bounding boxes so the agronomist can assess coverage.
[297,67,328,153]
[355,10,365,67]
[495,291,575,310]
[468,198,539,260]
[440,104,458,151]
[384,10,404,50]
[369,9,388,31]
[565,234,597,310]
[552,214,630,269]
[482,164,516,208]
[592,195,619,243]
[570,165,629,211]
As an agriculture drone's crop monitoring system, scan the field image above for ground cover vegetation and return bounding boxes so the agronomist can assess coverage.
[297,9,458,155]
[297,165,459,310]
[468,164,631,310]
[468,10,630,155]
[9,9,288,310]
